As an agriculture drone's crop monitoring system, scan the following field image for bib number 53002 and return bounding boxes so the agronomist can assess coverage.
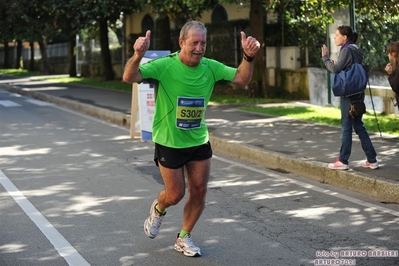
[176,97,205,129]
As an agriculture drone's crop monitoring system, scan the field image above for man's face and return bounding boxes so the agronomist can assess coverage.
[179,29,207,67]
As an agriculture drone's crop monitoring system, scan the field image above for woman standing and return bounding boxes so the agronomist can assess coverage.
[321,25,378,170]
[385,42,399,111]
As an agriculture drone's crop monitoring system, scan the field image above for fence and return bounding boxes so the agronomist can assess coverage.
[76,38,123,76]
[0,40,123,75]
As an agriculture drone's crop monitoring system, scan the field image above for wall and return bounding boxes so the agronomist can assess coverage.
[201,4,249,22]
[273,68,309,99]
[307,68,397,115]
[280,46,301,69]
[124,8,153,34]
[124,4,249,35]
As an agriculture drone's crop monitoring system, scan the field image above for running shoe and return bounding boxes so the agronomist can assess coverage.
[144,199,165,239]
[174,233,201,257]
[328,158,349,170]
[361,160,379,170]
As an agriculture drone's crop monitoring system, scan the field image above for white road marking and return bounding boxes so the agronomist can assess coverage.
[0,99,53,107]
[213,155,399,217]
[0,170,90,266]
[25,99,54,106]
[0,100,21,107]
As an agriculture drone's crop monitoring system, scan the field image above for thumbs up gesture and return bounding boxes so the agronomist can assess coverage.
[241,31,260,58]
[133,30,151,57]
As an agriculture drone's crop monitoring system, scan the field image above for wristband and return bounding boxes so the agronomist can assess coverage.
[243,52,255,62]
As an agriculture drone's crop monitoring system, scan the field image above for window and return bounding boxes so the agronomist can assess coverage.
[211,5,228,23]
[141,14,154,33]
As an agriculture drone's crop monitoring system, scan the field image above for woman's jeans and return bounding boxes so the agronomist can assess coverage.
[339,96,377,165]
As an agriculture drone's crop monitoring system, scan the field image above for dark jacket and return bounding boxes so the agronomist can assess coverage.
[388,65,399,109]
[322,44,364,74]
[323,44,366,105]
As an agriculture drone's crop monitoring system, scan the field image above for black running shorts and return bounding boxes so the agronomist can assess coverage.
[154,141,212,169]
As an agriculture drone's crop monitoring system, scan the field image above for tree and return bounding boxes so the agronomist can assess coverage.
[0,1,13,68]
[142,0,219,54]
[19,0,57,73]
[3,0,144,78]
[352,0,399,70]
[249,0,266,97]
[46,0,143,79]
[64,0,143,81]
[222,0,399,98]
[51,0,83,77]
[221,0,269,97]
[0,1,27,69]
[266,0,399,70]
[145,0,218,25]
[1,0,61,73]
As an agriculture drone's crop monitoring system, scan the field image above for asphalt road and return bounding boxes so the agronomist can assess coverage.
[1,89,399,266]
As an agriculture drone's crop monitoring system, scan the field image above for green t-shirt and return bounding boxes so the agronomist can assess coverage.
[140,51,237,148]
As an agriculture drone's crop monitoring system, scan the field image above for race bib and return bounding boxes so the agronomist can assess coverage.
[176,97,205,129]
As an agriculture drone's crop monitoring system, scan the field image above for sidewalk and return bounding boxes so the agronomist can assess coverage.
[1,75,398,203]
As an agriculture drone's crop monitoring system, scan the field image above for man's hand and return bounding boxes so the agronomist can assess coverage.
[133,30,151,57]
[123,30,150,83]
[241,31,260,58]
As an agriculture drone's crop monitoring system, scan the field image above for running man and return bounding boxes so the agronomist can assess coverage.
[123,21,260,257]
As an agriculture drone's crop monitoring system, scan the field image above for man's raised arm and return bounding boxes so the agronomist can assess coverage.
[122,30,151,83]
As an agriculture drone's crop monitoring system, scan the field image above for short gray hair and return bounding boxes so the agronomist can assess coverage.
[179,21,207,40]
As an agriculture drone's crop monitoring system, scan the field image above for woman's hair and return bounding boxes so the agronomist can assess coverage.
[387,42,399,67]
[337,25,359,44]
[179,21,207,41]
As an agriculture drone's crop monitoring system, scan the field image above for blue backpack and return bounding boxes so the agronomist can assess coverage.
[332,48,369,97]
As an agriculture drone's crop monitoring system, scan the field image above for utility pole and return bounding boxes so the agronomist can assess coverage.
[327,25,331,105]
[349,0,356,31]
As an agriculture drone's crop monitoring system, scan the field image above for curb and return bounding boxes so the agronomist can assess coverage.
[2,84,399,204]
[210,137,399,204]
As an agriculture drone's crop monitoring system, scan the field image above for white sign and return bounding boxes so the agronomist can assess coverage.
[138,82,155,141]
[136,50,170,141]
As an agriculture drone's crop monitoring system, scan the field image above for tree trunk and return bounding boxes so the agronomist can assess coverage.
[99,19,114,81]
[3,42,9,68]
[281,4,285,46]
[38,38,52,74]
[69,33,77,77]
[15,40,22,69]
[155,15,172,51]
[29,41,35,71]
[249,0,267,98]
